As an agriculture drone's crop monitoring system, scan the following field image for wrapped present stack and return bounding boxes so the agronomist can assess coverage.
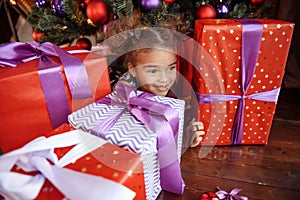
[0,124,145,200]
[68,83,186,199]
[0,42,111,152]
[192,19,294,146]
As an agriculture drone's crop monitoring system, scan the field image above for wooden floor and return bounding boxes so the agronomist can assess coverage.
[157,88,300,200]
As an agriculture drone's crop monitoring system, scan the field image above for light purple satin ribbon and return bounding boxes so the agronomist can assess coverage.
[198,20,280,145]
[0,42,92,128]
[91,83,185,195]
[215,187,248,200]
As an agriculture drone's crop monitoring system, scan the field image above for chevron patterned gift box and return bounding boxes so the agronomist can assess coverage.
[68,83,186,199]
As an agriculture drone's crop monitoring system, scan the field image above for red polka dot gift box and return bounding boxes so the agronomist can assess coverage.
[192,19,294,146]
[0,124,146,200]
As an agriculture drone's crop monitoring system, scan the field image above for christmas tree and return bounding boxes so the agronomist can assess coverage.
[27,0,274,46]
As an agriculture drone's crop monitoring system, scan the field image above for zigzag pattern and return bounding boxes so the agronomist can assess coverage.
[68,93,185,200]
[140,153,161,200]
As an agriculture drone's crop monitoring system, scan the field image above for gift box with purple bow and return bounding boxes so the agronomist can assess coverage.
[193,19,294,146]
[68,83,185,199]
[0,42,111,153]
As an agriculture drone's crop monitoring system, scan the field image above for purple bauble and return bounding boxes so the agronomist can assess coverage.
[140,0,162,12]
[35,0,48,8]
[51,0,65,16]
[216,2,229,18]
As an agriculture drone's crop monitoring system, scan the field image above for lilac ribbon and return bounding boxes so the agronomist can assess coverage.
[198,20,280,145]
[0,42,92,128]
[91,83,185,195]
[215,187,248,200]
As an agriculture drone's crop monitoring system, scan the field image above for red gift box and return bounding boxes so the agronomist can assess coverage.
[0,124,146,200]
[192,19,294,146]
[0,42,111,153]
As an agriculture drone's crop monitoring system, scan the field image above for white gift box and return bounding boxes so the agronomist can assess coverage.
[68,83,185,199]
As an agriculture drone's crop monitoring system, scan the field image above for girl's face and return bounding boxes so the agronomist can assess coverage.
[128,49,177,96]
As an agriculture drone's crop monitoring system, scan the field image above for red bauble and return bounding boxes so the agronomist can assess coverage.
[84,0,92,5]
[86,0,109,25]
[195,4,216,19]
[163,0,175,6]
[32,30,44,42]
[250,0,265,7]
[200,191,220,200]
[76,37,92,51]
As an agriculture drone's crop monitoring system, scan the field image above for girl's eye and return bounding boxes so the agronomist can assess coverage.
[168,66,176,71]
[147,69,157,73]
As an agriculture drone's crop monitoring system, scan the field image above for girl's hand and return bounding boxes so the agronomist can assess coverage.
[190,119,205,148]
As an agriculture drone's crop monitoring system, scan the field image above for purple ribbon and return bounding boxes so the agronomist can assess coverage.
[215,187,248,200]
[0,42,92,128]
[198,20,280,145]
[91,83,185,195]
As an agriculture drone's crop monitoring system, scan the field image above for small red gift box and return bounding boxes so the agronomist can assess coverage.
[192,19,294,146]
[0,124,146,200]
[0,42,111,152]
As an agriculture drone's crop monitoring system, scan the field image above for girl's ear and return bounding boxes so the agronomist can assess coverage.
[128,62,136,77]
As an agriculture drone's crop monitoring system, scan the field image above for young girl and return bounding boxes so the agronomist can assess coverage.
[104,15,204,147]
[106,27,204,148]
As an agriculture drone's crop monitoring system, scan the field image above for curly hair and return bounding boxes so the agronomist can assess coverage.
[103,11,188,52]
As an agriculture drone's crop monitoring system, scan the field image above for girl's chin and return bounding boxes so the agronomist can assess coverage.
[152,90,169,96]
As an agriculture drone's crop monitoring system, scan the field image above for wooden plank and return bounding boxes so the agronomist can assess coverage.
[157,119,300,199]
[157,174,300,200]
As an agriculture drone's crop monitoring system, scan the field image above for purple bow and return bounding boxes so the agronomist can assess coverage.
[92,82,185,194]
[198,19,280,145]
[0,42,92,128]
[215,187,248,200]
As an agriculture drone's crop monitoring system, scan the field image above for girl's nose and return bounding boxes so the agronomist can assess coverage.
[157,71,169,83]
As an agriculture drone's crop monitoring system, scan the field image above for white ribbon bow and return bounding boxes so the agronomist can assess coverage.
[0,130,136,200]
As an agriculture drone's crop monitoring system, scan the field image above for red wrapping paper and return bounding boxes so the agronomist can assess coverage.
[193,19,294,145]
[0,48,111,152]
[10,124,146,200]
